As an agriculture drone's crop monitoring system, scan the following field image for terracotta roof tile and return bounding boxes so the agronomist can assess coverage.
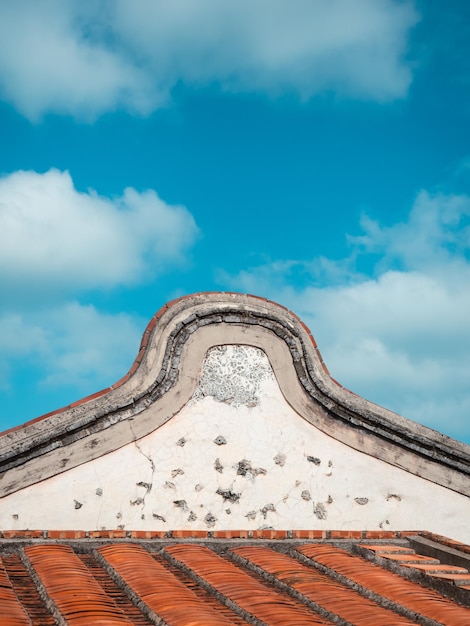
[98,543,238,625]
[0,557,31,625]
[24,544,133,624]
[0,534,469,624]
[298,543,470,625]
[163,543,330,624]
[231,545,415,625]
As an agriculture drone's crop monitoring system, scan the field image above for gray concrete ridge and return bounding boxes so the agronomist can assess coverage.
[1,292,469,497]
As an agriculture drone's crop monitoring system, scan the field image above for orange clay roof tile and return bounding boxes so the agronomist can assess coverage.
[0,533,469,624]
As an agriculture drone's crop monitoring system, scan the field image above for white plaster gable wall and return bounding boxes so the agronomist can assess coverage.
[2,345,470,542]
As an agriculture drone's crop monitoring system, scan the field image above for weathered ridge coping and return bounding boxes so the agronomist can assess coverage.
[0,292,469,498]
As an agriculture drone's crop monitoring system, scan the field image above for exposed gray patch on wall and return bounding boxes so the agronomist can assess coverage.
[313,502,327,520]
[214,458,223,473]
[355,497,369,505]
[214,436,227,445]
[216,488,241,503]
[173,500,189,512]
[192,345,274,407]
[274,453,286,466]
[261,503,276,519]
[204,512,216,527]
[236,459,266,478]
[136,481,152,492]
[130,498,144,506]
[307,456,321,465]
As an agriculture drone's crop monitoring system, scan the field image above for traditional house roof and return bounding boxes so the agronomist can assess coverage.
[1,531,470,623]
[1,292,469,624]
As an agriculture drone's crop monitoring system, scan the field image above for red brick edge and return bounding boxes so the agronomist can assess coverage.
[0,529,429,541]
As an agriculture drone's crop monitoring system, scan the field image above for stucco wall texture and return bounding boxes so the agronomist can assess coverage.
[2,344,469,541]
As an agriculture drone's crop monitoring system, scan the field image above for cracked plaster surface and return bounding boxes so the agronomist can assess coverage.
[2,345,470,541]
[192,345,273,407]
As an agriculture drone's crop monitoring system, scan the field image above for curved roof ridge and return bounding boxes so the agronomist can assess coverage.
[0,291,469,498]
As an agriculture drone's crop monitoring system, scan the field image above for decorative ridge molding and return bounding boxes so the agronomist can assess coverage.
[0,292,469,498]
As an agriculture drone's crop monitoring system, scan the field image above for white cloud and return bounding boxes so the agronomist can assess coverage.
[221,190,470,442]
[0,167,198,425]
[0,169,199,296]
[0,0,418,119]
[0,1,156,120]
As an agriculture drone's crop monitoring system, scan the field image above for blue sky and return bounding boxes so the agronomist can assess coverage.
[1,0,470,443]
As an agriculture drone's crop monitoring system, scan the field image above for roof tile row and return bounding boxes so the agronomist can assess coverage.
[1,537,469,625]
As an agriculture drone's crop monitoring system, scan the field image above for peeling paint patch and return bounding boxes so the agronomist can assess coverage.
[261,503,275,518]
[236,459,266,478]
[176,437,186,447]
[130,498,144,506]
[171,469,184,478]
[355,497,369,505]
[386,493,402,501]
[313,502,327,520]
[216,488,240,503]
[214,458,223,473]
[274,452,286,466]
[204,512,216,527]
[245,510,256,520]
[188,511,197,522]
[192,345,274,407]
[95,488,103,496]
[136,481,152,492]
[301,490,311,501]
[307,456,321,465]
[152,513,166,522]
[173,500,189,512]
[214,436,227,445]
[74,500,83,510]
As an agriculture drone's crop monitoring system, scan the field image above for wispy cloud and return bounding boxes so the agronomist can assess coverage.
[221,189,470,441]
[0,0,418,120]
[0,169,199,298]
